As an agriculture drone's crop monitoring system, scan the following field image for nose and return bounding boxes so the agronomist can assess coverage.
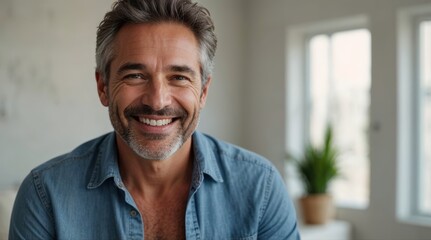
[141,77,172,111]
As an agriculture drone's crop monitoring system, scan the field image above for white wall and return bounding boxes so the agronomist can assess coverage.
[244,0,431,239]
[0,0,114,190]
[196,0,246,144]
[0,0,246,190]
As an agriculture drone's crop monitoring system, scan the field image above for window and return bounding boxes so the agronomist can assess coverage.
[307,29,371,207]
[285,16,371,208]
[397,5,431,225]
[418,19,431,215]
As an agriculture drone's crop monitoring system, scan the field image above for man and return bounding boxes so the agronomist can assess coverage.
[9,0,300,239]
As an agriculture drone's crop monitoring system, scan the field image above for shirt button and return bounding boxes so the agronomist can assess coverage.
[130,210,138,217]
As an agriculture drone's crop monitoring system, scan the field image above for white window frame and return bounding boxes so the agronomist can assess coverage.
[285,15,370,209]
[397,4,431,226]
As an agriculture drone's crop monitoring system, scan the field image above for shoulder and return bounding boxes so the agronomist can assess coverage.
[10,133,114,239]
[19,132,114,198]
[193,131,281,198]
[15,132,114,213]
[10,133,125,239]
[192,132,299,238]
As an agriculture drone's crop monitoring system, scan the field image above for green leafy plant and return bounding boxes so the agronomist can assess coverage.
[291,126,340,195]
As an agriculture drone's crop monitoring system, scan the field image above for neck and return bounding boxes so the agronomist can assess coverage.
[116,135,194,199]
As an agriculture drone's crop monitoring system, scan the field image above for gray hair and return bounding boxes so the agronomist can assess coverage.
[95,0,217,86]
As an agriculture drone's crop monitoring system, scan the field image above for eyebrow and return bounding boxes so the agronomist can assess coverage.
[169,65,197,78]
[117,63,146,75]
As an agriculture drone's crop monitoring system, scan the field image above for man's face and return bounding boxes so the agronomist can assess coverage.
[96,22,210,160]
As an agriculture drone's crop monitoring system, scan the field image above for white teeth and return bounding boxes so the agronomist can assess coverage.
[139,117,172,126]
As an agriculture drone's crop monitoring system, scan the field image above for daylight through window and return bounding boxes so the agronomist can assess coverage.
[308,29,371,207]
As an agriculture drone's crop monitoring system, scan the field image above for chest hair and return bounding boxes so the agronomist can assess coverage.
[137,194,188,240]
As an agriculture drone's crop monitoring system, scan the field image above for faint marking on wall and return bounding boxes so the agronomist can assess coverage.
[5,57,54,93]
[0,0,60,122]
[0,55,57,122]
[0,97,8,120]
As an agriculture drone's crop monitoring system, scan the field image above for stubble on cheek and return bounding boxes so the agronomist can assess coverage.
[108,101,127,137]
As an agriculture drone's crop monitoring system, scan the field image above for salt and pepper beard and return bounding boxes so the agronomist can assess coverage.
[109,102,200,160]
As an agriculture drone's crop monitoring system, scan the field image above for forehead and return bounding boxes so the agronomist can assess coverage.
[111,22,200,66]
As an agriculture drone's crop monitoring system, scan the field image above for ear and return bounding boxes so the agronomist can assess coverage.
[199,76,212,108]
[95,71,109,107]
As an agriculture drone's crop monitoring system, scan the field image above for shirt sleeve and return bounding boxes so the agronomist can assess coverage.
[9,172,55,240]
[257,167,301,240]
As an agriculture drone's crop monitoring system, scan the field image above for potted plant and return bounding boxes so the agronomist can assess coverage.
[290,126,340,224]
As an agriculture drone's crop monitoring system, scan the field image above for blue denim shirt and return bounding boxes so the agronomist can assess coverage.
[9,131,299,240]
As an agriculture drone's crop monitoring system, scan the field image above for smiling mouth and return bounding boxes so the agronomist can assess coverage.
[137,117,175,126]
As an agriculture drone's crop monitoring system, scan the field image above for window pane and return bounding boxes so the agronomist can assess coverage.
[309,29,371,207]
[419,20,431,214]
[309,35,330,146]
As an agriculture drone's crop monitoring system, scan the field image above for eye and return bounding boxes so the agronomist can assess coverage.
[171,75,190,81]
[124,73,145,80]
